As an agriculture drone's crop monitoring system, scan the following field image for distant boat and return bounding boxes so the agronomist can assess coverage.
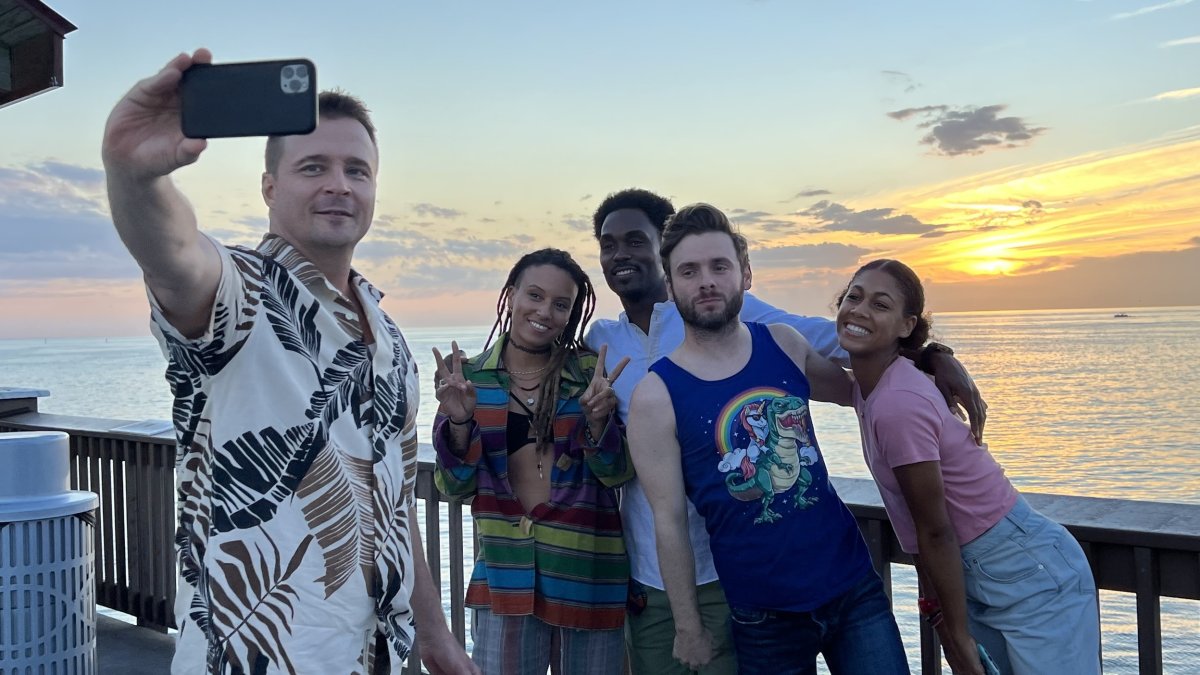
[1113,313,1131,318]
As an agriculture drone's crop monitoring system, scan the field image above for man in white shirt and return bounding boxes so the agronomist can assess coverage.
[102,49,476,675]
[584,188,984,674]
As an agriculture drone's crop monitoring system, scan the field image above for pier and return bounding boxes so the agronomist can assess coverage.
[2,390,1197,674]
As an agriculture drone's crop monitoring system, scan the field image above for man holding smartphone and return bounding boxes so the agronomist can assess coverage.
[102,49,477,675]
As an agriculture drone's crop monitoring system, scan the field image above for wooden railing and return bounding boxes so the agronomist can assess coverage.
[2,402,1198,674]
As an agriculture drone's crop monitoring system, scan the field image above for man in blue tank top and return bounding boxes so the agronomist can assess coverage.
[627,203,910,674]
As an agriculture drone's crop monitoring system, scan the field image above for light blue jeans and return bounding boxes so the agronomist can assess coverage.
[961,496,1101,674]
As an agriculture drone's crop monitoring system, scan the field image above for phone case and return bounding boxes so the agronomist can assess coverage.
[977,643,1001,675]
[180,59,317,139]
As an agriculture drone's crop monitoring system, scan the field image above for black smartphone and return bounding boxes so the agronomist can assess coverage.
[180,59,317,139]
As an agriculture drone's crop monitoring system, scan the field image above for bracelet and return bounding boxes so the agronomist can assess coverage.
[583,422,602,446]
[447,415,472,426]
[917,597,941,615]
[918,597,943,628]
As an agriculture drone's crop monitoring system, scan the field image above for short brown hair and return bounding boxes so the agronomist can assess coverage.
[659,203,750,278]
[264,89,377,174]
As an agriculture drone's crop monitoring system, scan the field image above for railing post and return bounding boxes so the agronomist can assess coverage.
[0,388,49,417]
[863,518,892,600]
[448,499,467,646]
[1134,546,1163,674]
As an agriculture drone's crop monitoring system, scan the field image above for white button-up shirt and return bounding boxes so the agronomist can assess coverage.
[151,235,420,674]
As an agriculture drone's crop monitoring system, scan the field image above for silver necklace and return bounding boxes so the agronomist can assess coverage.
[513,381,539,407]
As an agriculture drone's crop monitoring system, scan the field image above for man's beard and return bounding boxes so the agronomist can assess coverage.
[678,289,744,332]
[612,271,665,306]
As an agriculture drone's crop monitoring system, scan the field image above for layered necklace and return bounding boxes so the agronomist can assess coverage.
[506,336,551,406]
[508,369,545,407]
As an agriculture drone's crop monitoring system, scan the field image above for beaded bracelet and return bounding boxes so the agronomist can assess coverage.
[918,597,944,627]
[583,423,601,446]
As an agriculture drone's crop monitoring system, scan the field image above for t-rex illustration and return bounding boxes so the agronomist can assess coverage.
[723,396,819,523]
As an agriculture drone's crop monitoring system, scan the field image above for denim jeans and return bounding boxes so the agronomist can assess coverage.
[961,496,1101,674]
[727,571,909,675]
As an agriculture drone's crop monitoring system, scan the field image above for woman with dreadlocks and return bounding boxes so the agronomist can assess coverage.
[432,248,634,675]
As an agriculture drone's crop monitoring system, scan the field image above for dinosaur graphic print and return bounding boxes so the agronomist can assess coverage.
[714,387,821,525]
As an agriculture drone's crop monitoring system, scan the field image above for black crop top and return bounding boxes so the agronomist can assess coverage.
[506,392,538,454]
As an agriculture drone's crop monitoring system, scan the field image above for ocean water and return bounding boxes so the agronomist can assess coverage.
[2,306,1197,671]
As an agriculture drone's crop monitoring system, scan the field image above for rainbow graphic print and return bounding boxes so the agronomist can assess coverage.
[714,387,821,525]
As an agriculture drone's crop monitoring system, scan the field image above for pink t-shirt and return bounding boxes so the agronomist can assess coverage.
[853,357,1018,554]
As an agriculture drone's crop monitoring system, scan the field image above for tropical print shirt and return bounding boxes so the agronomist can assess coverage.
[149,234,420,675]
[433,337,633,630]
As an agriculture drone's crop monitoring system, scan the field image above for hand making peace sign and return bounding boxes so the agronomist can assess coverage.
[432,341,476,424]
[580,344,631,434]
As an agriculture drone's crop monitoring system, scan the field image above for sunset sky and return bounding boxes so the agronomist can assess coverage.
[1,0,1198,338]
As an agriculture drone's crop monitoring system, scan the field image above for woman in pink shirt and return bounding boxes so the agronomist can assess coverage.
[836,259,1100,675]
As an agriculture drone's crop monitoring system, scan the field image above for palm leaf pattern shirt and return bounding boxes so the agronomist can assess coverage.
[433,338,633,630]
[149,234,420,675]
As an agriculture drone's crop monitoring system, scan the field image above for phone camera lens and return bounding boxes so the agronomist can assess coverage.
[282,66,295,78]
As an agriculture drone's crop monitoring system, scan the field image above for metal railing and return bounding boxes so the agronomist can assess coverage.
[2,401,1197,674]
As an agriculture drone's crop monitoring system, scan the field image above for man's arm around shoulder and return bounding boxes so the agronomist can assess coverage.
[767,323,853,407]
[626,374,715,670]
[742,292,845,364]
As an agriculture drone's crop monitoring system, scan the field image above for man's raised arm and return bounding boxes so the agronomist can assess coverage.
[627,373,715,671]
[102,49,221,339]
[744,293,987,441]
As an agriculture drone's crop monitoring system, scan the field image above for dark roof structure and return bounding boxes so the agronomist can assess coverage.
[0,0,76,109]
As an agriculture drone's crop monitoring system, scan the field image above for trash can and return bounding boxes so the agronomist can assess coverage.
[0,431,99,674]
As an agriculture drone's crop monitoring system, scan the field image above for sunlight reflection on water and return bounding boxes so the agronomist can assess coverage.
[3,306,1197,670]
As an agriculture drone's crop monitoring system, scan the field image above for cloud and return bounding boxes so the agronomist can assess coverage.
[730,210,772,224]
[31,161,106,186]
[750,243,872,270]
[579,194,592,202]
[888,104,1047,156]
[563,217,590,232]
[1149,86,1200,101]
[1112,0,1194,20]
[881,70,921,94]
[353,223,543,298]
[1161,34,1200,47]
[728,210,799,234]
[799,200,941,235]
[0,161,140,281]
[412,202,465,219]
[780,188,832,203]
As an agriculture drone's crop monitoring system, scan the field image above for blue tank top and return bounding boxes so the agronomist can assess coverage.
[650,322,872,611]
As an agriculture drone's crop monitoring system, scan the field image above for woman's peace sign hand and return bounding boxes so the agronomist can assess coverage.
[580,344,630,434]
[432,341,476,424]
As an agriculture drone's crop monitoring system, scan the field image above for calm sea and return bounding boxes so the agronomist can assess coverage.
[2,306,1197,671]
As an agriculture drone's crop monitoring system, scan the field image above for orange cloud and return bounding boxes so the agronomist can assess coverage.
[876,132,1200,282]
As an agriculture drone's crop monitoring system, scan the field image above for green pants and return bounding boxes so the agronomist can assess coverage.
[624,580,737,675]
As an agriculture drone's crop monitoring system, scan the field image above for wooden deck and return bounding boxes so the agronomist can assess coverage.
[3,396,1198,673]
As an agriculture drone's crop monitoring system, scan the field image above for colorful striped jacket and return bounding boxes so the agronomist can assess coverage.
[433,337,633,630]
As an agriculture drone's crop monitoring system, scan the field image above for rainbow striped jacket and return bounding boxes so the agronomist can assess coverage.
[433,337,633,630]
